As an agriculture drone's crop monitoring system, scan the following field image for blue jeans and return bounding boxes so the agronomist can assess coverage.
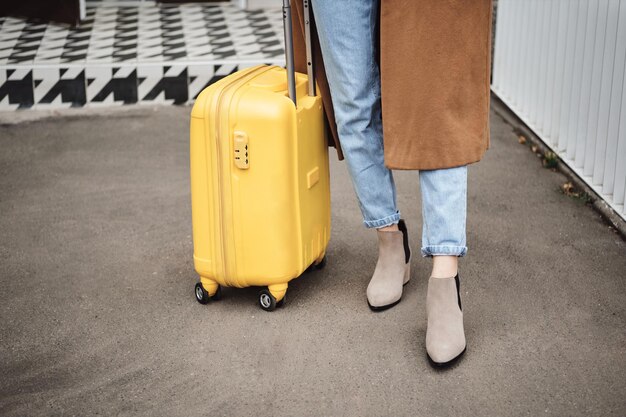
[311,0,468,257]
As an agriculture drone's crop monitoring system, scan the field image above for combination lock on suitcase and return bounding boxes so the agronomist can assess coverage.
[190,0,330,311]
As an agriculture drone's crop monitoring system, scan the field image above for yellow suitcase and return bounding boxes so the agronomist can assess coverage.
[190,1,330,311]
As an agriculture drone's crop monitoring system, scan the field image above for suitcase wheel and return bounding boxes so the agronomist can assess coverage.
[314,255,327,270]
[305,254,327,273]
[259,289,276,311]
[259,289,286,312]
[276,294,286,308]
[195,282,221,305]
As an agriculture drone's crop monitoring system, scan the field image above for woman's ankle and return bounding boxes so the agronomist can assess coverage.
[431,255,458,278]
[377,223,399,232]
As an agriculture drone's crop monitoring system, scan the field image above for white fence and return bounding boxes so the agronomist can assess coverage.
[492,0,626,220]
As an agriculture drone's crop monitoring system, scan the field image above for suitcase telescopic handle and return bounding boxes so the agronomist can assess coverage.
[282,0,316,107]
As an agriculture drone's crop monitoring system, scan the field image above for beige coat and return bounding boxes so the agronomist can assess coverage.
[291,0,493,170]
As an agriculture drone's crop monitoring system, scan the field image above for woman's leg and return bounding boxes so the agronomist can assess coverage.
[419,165,468,365]
[312,0,410,309]
[311,0,399,229]
[420,164,468,264]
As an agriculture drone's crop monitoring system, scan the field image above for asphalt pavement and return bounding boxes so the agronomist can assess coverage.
[0,102,624,417]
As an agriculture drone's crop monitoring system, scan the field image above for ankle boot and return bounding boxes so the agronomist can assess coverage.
[425,273,466,366]
[366,219,411,311]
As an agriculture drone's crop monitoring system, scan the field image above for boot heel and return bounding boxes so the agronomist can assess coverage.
[403,260,411,285]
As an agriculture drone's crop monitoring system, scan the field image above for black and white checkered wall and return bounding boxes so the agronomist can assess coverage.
[0,1,285,110]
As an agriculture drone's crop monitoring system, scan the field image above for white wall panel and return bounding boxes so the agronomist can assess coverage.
[493,0,626,220]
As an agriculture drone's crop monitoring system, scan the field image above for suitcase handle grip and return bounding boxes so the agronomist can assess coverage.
[282,0,316,107]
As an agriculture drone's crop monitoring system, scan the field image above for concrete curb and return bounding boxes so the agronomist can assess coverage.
[490,91,626,241]
[0,104,185,126]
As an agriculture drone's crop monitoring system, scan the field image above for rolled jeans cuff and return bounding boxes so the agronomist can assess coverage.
[421,245,467,258]
[363,211,401,229]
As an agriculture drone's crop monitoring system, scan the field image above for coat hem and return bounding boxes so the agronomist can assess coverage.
[383,149,486,171]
